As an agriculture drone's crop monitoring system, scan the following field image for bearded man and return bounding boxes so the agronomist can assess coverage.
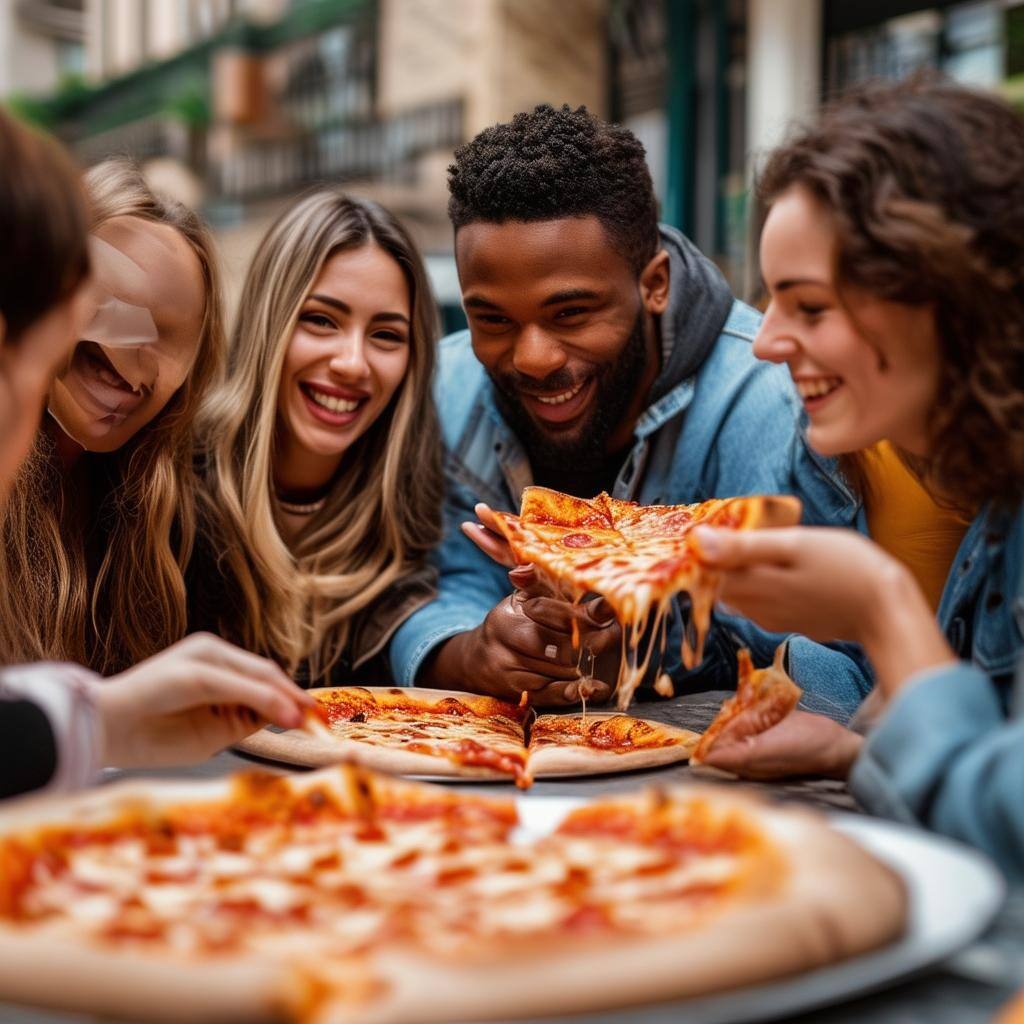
[389,104,866,716]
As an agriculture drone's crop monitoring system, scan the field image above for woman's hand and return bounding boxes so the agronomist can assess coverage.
[95,633,314,768]
[693,526,898,643]
[698,709,863,781]
[693,525,955,696]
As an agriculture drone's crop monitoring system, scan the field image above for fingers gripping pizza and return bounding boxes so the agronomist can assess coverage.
[490,487,802,710]
[0,763,907,1023]
[690,644,803,765]
[237,686,701,786]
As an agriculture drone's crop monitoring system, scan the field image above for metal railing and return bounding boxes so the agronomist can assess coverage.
[212,96,463,200]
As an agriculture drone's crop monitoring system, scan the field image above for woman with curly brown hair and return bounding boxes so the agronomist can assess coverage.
[692,77,1024,876]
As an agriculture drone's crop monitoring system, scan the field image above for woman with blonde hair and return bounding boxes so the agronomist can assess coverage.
[195,188,442,683]
[0,111,311,800]
[0,157,224,673]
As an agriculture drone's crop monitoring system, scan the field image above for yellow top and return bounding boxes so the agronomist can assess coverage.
[862,441,971,612]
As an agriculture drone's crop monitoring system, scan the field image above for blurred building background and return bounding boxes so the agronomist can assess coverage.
[3,0,1024,318]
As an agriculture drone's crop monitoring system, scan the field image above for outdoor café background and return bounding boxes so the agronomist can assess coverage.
[3,0,1024,329]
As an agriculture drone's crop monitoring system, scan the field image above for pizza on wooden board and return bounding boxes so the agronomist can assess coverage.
[236,686,700,786]
[0,762,907,1024]
[489,487,802,709]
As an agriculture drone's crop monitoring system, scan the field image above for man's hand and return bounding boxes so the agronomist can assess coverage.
[461,502,516,568]
[698,709,863,781]
[96,633,314,768]
[423,574,619,707]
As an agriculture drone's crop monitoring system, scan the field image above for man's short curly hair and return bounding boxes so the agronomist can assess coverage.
[758,76,1024,510]
[448,104,660,275]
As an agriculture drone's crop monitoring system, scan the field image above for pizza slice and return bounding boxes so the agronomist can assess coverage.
[491,487,802,710]
[526,712,700,777]
[238,686,533,787]
[689,644,802,766]
[239,687,705,786]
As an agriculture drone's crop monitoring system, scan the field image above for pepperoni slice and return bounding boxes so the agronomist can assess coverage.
[562,533,597,548]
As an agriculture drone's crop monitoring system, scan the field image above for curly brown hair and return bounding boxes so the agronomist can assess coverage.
[757,76,1024,510]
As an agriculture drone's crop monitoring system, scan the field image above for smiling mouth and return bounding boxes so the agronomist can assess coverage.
[534,381,586,406]
[795,377,842,402]
[304,385,361,413]
[67,342,144,419]
[299,383,368,424]
[80,343,137,394]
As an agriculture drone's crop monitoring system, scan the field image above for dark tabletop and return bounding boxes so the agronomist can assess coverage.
[1,691,1021,1024]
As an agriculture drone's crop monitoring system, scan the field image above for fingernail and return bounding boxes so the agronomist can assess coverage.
[587,602,616,626]
[563,682,579,701]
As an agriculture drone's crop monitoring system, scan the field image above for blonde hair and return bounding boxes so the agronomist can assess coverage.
[0,159,225,672]
[198,189,442,679]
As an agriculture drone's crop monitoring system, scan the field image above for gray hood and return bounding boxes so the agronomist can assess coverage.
[648,224,736,404]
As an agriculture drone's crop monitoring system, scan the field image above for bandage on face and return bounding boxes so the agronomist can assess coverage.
[47,215,205,453]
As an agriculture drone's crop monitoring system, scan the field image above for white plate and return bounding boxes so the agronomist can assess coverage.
[512,797,1006,1024]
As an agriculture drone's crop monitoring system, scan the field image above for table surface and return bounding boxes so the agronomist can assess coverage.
[2,691,1021,1024]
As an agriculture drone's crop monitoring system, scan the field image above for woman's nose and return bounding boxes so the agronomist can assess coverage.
[753,311,800,364]
[328,334,371,379]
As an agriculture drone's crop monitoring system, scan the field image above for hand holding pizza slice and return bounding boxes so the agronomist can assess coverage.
[489,488,802,710]
[689,644,862,781]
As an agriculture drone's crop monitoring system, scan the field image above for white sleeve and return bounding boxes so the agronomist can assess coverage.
[0,663,104,793]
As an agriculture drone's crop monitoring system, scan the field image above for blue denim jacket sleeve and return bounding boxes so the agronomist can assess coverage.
[388,473,511,685]
[849,660,1024,880]
[714,610,873,722]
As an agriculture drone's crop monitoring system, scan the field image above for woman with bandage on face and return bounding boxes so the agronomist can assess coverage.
[1,158,225,673]
[0,113,313,799]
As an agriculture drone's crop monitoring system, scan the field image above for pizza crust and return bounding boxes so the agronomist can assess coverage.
[237,727,512,779]
[526,713,700,777]
[307,790,905,1024]
[0,932,288,1023]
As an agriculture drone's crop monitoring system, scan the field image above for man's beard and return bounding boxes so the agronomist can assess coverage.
[489,312,649,475]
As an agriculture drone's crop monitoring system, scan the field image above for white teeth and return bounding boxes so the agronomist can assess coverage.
[307,387,359,413]
[535,382,585,405]
[795,377,842,400]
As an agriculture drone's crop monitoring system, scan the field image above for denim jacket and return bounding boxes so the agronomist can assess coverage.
[389,295,872,718]
[850,501,1024,878]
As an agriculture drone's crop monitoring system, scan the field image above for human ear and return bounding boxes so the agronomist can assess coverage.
[639,249,670,315]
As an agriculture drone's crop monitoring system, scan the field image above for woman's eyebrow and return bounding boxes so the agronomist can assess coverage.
[308,293,350,314]
[308,294,408,325]
[772,277,828,292]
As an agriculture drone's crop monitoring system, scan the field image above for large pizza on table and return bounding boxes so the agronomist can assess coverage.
[0,763,906,1023]
[237,686,701,786]
[490,487,802,709]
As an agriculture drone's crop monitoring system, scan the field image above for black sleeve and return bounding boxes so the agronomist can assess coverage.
[0,698,58,799]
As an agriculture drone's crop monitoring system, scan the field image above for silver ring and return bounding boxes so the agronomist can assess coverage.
[544,643,558,660]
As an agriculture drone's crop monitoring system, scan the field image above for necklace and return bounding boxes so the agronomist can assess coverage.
[276,494,327,516]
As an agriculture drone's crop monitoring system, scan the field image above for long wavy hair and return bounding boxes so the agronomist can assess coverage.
[758,76,1024,510]
[197,189,442,680]
[0,159,225,672]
